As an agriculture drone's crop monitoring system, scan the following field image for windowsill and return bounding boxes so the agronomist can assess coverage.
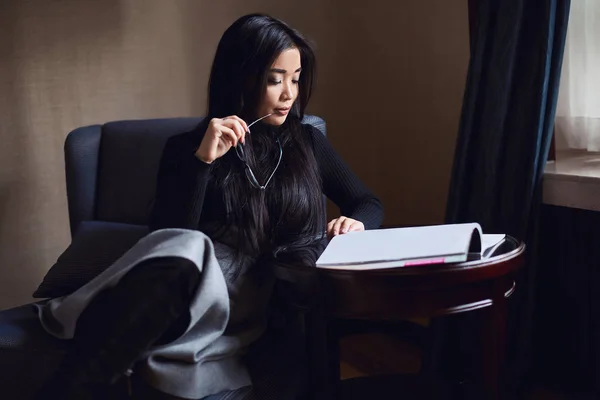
[543,150,600,211]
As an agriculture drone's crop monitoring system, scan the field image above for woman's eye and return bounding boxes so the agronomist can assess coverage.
[267,78,299,85]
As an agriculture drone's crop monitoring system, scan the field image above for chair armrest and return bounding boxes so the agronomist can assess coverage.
[64,125,102,236]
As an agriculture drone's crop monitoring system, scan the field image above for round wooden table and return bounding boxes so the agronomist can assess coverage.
[290,236,525,400]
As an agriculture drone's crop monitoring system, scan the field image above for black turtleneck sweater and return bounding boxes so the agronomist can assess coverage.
[149,120,384,247]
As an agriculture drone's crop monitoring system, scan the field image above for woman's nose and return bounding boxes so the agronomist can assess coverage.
[281,81,294,100]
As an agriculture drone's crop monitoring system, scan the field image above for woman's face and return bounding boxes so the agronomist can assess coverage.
[257,47,301,126]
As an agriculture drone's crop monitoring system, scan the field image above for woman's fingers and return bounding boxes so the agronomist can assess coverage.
[222,119,246,144]
[332,217,346,237]
[327,218,346,238]
[227,115,249,134]
[327,217,365,239]
[348,221,365,232]
[218,126,238,148]
[197,117,247,163]
[340,218,357,234]
[327,219,334,231]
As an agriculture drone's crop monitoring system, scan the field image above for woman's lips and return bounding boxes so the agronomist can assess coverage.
[274,108,290,116]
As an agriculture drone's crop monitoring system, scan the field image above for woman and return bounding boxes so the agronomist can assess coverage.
[37,13,383,400]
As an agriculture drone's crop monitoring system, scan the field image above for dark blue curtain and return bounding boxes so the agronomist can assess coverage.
[446,0,570,237]
[433,0,571,395]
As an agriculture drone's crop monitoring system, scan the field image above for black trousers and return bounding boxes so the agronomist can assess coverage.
[37,257,201,400]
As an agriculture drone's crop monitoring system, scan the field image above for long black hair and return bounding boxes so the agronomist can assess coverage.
[206,14,325,260]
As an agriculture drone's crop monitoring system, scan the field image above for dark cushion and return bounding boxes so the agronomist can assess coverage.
[96,117,203,226]
[33,221,149,299]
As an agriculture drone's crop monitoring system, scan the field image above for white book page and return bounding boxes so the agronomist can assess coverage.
[316,223,482,267]
[481,234,506,258]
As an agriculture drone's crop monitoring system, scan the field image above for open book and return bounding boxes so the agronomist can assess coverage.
[316,223,506,270]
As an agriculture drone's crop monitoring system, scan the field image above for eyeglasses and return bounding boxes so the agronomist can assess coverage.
[235,113,283,190]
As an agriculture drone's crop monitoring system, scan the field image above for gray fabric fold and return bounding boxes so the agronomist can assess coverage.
[36,229,272,399]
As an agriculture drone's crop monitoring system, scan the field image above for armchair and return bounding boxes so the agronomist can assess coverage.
[0,115,327,399]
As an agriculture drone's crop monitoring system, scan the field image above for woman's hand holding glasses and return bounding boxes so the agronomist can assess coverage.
[195,116,249,164]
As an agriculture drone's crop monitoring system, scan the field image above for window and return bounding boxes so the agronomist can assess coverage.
[544,2,600,211]
[554,1,600,153]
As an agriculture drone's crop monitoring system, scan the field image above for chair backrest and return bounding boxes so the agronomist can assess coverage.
[64,115,327,235]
